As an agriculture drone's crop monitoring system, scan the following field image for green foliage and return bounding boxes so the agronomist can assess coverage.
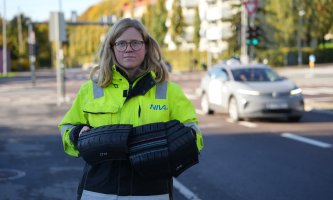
[193,6,201,48]
[64,25,107,67]
[303,0,333,46]
[223,1,241,58]
[162,50,207,72]
[169,0,185,47]
[152,0,168,47]
[64,0,124,68]
[225,0,333,65]
[142,0,168,47]
[34,24,52,68]
[80,0,125,21]
[142,4,153,32]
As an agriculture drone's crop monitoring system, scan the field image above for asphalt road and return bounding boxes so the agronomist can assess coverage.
[1,66,333,200]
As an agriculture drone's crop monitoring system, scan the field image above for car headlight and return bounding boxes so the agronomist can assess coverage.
[237,89,260,96]
[290,88,302,95]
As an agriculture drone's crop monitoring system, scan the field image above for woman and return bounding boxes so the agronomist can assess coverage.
[59,18,203,200]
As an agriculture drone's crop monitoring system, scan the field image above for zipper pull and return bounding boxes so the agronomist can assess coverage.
[138,105,141,118]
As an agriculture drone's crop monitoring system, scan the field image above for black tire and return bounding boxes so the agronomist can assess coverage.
[228,97,240,122]
[288,115,302,122]
[201,93,214,115]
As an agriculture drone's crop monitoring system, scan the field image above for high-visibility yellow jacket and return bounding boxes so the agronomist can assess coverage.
[58,66,203,198]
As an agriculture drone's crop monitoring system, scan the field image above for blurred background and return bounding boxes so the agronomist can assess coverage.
[1,1,333,200]
[0,0,333,73]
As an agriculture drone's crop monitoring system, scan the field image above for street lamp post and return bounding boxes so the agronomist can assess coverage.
[2,0,7,75]
[297,9,305,66]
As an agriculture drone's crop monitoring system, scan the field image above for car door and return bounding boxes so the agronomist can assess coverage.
[207,68,229,110]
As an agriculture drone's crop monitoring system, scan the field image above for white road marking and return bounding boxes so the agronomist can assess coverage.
[173,178,201,200]
[196,109,205,115]
[226,118,257,128]
[238,121,258,128]
[281,133,332,148]
[0,169,26,181]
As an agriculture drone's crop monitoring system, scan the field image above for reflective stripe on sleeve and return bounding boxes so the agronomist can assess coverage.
[184,122,204,151]
[81,190,169,200]
[61,124,75,136]
[155,82,168,99]
[93,82,104,99]
[184,122,201,133]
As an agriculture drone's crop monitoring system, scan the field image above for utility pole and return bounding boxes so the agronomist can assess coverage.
[59,0,62,12]
[297,9,305,66]
[28,22,36,86]
[240,1,249,64]
[2,0,7,75]
[242,0,258,64]
[17,8,24,71]
[49,12,66,105]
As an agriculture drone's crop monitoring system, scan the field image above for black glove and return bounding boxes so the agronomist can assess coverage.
[69,124,90,146]
[77,124,132,165]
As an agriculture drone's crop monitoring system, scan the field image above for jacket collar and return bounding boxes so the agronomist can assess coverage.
[112,65,157,102]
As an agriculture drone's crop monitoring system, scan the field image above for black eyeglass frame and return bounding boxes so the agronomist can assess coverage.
[112,40,145,52]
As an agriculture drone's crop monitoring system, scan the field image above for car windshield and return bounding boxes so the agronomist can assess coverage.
[231,68,282,82]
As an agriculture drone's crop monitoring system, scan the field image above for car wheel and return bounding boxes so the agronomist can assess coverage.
[201,93,214,115]
[228,97,240,121]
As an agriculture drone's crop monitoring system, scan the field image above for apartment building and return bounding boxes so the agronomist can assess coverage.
[122,0,239,54]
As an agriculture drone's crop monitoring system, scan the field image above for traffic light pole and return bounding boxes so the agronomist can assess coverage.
[248,15,255,63]
[241,4,249,64]
[54,16,66,106]
[28,22,36,86]
[243,0,259,64]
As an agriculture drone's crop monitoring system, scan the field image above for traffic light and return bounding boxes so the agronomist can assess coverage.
[246,26,253,45]
[246,26,261,46]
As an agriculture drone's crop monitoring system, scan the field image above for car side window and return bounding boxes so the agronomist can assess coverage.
[211,68,228,80]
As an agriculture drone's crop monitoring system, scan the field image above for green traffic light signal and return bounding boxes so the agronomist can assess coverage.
[246,26,261,46]
[252,38,259,45]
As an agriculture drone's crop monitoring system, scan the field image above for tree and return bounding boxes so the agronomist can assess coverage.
[142,4,153,33]
[169,0,185,48]
[193,5,201,49]
[152,0,168,47]
[224,1,242,57]
[142,0,168,47]
[302,0,333,48]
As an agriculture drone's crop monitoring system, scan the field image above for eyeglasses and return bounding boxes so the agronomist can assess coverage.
[113,40,145,52]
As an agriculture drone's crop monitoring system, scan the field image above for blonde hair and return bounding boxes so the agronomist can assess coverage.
[90,18,169,87]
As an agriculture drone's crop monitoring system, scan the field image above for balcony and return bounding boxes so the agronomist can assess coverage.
[206,25,232,40]
[206,2,235,21]
[206,6,223,21]
[181,0,197,8]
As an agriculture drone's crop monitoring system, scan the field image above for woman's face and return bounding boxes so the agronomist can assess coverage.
[113,27,146,75]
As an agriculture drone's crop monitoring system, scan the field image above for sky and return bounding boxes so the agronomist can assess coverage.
[2,0,103,22]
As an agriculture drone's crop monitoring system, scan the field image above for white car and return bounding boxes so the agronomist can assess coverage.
[198,63,304,122]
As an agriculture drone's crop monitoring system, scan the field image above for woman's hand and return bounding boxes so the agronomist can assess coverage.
[79,126,91,137]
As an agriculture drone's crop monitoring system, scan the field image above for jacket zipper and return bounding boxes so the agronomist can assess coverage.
[138,105,141,118]
[127,82,133,100]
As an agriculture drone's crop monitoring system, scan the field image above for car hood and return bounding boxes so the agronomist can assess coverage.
[232,79,298,93]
